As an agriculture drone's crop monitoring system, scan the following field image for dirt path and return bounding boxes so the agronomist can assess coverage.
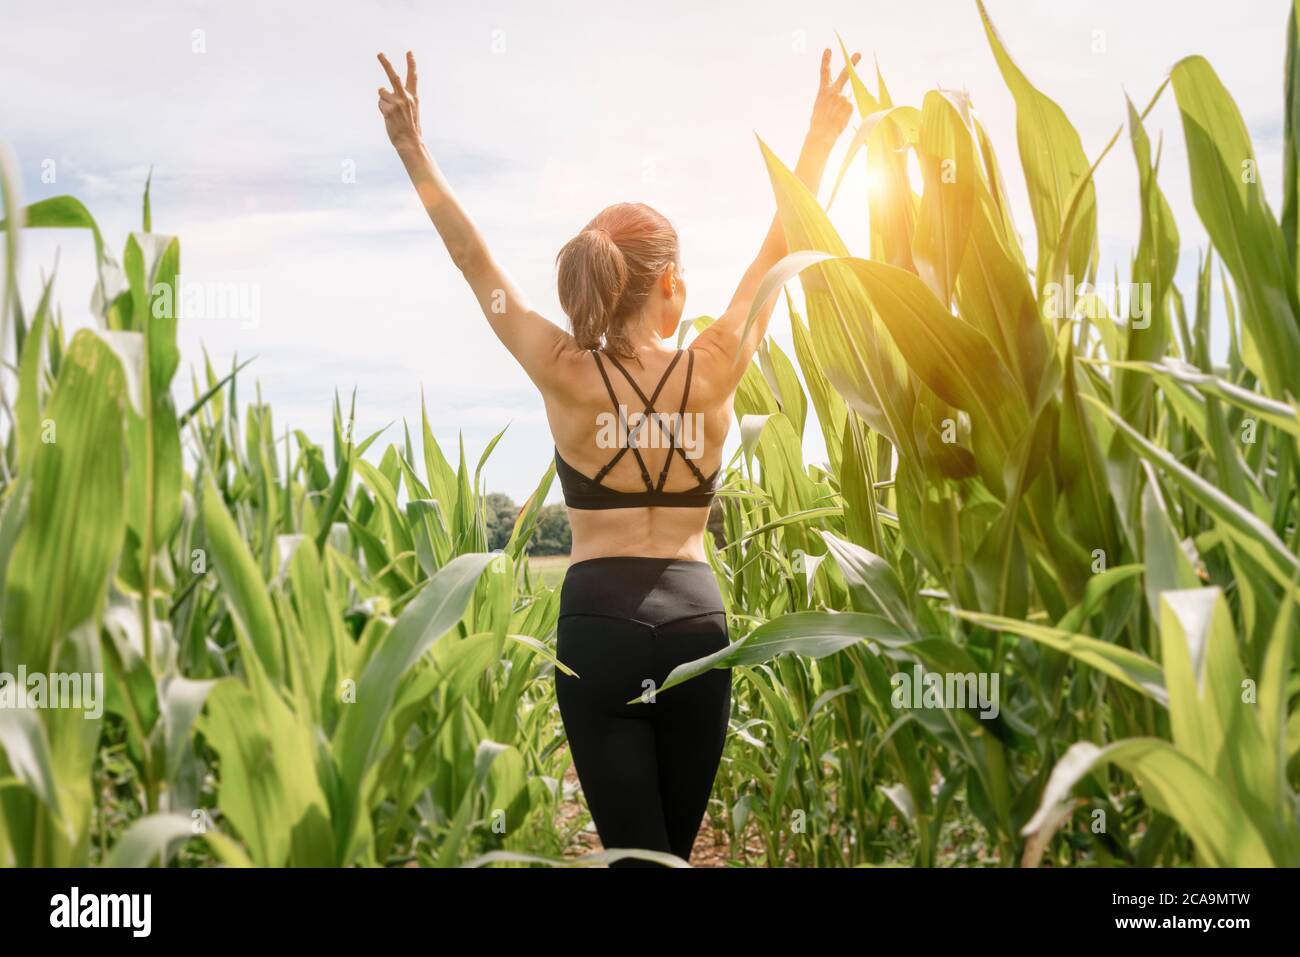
[556,764,742,866]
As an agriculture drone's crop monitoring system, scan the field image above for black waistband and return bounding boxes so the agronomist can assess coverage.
[559,557,724,627]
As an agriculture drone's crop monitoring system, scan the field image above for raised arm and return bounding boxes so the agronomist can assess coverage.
[376,52,572,388]
[695,48,859,389]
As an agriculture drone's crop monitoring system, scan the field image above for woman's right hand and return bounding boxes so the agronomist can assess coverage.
[807,48,861,148]
[377,51,422,152]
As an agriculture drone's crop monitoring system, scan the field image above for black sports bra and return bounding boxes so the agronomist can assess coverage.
[554,348,721,510]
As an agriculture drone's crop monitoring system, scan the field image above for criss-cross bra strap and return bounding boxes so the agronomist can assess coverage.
[591,349,622,408]
[655,349,711,492]
[604,349,684,413]
[583,349,719,496]
[590,352,634,484]
[600,349,686,492]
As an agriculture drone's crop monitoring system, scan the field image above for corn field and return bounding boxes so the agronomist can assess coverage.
[0,0,1297,868]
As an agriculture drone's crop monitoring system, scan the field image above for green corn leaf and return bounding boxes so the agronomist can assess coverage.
[1092,395,1300,593]
[199,473,284,682]
[648,610,913,701]
[977,0,1096,291]
[3,331,128,659]
[1023,738,1274,866]
[333,552,496,794]
[912,90,975,304]
[1171,54,1300,397]
[951,608,1168,706]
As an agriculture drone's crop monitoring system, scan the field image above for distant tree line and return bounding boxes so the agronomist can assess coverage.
[485,493,572,555]
[484,493,725,556]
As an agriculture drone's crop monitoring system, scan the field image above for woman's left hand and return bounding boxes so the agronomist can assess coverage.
[377,51,422,152]
[807,48,861,148]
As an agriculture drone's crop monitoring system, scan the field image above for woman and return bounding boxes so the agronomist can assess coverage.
[376,47,857,866]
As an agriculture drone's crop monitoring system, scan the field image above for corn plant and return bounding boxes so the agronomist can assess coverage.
[677,0,1299,866]
[0,169,576,866]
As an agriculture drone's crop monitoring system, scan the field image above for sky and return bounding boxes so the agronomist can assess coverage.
[0,0,1292,502]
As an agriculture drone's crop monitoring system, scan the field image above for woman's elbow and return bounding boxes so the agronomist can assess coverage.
[448,243,484,276]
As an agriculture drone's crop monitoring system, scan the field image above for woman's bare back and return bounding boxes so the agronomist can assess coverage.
[545,341,733,563]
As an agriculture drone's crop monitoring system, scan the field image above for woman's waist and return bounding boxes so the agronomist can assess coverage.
[567,509,709,556]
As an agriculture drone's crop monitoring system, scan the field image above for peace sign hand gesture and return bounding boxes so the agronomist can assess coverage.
[377,51,422,153]
[808,48,861,147]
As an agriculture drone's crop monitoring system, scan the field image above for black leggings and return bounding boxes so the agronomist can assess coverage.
[555,557,732,867]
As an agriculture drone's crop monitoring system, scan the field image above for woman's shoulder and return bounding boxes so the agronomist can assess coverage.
[534,336,598,394]
[681,338,740,406]
[541,340,734,414]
